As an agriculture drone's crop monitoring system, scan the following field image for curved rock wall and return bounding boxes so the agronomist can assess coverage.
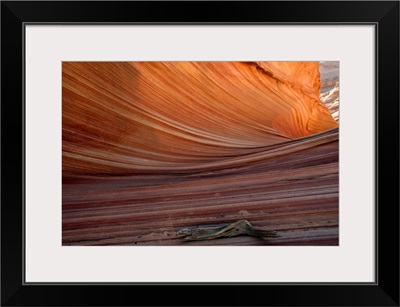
[62,62,337,177]
[62,61,339,246]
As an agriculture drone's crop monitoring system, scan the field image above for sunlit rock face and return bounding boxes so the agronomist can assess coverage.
[62,62,337,177]
[62,61,339,246]
[321,82,339,121]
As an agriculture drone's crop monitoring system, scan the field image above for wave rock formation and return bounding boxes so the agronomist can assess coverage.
[63,62,337,177]
[62,62,339,246]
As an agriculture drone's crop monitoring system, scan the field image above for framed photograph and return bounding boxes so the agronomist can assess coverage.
[2,1,399,306]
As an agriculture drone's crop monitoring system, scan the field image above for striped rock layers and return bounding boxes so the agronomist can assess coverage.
[62,62,337,178]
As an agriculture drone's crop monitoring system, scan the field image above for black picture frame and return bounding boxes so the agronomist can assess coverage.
[1,1,399,306]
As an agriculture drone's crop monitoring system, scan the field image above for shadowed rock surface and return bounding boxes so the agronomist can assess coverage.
[62,62,339,246]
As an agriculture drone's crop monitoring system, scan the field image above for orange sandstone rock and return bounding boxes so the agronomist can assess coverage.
[62,62,337,177]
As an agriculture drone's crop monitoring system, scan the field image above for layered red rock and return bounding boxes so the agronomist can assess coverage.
[62,128,339,246]
[62,61,339,246]
[62,62,337,177]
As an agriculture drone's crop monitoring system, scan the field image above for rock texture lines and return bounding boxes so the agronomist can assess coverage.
[62,62,337,177]
[62,61,339,246]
